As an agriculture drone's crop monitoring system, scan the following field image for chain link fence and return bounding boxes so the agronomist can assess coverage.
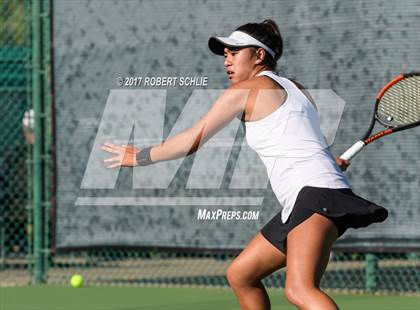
[0,0,33,286]
[0,0,419,297]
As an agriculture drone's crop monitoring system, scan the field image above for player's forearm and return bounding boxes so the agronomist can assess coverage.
[150,128,202,163]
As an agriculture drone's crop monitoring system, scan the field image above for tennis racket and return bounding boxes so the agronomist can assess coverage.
[340,72,420,161]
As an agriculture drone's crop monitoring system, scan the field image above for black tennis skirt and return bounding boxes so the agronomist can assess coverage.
[261,186,389,254]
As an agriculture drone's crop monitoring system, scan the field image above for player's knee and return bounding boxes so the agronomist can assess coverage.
[284,283,299,305]
[226,261,251,288]
[284,282,315,306]
[226,262,242,287]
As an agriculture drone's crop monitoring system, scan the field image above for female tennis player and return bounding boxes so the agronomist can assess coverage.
[102,20,388,310]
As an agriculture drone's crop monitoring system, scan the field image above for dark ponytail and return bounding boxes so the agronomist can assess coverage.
[236,19,283,70]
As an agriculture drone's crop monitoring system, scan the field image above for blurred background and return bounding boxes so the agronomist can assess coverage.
[0,0,419,299]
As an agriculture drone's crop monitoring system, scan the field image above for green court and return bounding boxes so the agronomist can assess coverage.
[1,286,419,310]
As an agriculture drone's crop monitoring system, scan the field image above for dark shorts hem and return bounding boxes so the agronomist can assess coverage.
[261,186,389,254]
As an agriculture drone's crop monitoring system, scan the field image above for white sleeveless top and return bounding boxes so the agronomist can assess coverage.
[245,71,350,223]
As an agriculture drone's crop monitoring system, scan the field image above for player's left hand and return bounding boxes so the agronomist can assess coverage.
[101,142,140,168]
[336,157,350,171]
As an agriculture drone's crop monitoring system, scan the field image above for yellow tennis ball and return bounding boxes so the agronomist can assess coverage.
[70,274,84,288]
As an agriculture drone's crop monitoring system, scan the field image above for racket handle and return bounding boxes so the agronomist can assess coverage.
[340,141,365,161]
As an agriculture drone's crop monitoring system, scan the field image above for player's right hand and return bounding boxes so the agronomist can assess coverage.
[335,157,350,171]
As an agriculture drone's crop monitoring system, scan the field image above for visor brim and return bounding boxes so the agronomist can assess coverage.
[208,36,251,55]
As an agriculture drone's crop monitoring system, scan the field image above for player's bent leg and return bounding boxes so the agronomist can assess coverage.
[284,213,340,310]
[227,232,287,310]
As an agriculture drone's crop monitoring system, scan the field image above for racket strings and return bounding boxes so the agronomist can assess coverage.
[377,75,420,126]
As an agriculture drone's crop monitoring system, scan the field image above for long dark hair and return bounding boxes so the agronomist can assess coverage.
[236,19,283,70]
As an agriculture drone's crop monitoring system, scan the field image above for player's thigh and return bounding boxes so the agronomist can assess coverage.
[227,232,287,285]
[285,213,338,288]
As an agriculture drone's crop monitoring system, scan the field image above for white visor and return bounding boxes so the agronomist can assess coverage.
[208,31,275,58]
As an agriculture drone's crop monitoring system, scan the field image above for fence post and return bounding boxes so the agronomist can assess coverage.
[32,0,44,284]
[41,0,52,283]
[365,253,378,293]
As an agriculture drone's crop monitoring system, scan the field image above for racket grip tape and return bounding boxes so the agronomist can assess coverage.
[340,141,365,161]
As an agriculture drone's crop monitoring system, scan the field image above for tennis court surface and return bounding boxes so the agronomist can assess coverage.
[1,286,419,310]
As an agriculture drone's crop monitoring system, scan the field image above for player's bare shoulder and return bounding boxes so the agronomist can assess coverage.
[227,75,285,101]
[229,75,281,91]
[229,75,287,122]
